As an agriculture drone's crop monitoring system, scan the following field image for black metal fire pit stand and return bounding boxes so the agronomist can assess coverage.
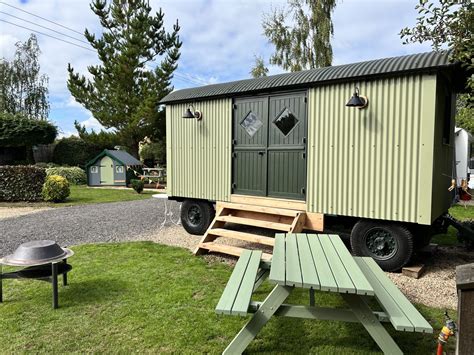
[0,259,72,309]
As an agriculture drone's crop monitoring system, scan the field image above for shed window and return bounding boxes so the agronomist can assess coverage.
[116,165,124,173]
[274,107,299,136]
[90,166,98,174]
[240,111,263,137]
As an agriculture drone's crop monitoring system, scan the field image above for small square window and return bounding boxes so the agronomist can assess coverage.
[90,166,98,174]
[116,166,124,173]
[240,111,263,138]
[274,107,299,136]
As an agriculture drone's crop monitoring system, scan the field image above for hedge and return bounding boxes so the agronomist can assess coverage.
[0,165,46,201]
[0,113,57,147]
[42,175,70,202]
[46,167,87,185]
[53,136,101,168]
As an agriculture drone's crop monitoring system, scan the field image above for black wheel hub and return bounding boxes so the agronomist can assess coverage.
[187,206,202,226]
[364,228,398,260]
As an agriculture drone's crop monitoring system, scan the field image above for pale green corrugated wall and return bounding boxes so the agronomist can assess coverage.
[307,74,437,225]
[166,98,232,201]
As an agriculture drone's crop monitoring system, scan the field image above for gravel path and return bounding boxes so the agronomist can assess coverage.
[1,199,472,310]
[0,199,197,256]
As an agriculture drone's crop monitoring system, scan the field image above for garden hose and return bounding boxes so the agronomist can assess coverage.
[436,311,456,355]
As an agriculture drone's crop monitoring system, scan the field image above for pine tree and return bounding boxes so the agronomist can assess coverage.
[262,0,336,72]
[67,0,181,157]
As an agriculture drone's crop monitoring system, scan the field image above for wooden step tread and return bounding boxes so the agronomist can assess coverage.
[215,215,292,231]
[199,242,272,261]
[218,202,300,217]
[208,228,275,246]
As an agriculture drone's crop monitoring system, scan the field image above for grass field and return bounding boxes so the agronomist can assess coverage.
[0,242,452,354]
[0,185,156,208]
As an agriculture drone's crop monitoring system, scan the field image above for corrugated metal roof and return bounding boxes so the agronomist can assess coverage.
[161,51,454,104]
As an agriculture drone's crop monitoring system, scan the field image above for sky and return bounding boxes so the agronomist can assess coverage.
[0,0,432,137]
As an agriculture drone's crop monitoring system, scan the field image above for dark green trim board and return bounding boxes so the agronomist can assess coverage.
[160,51,459,104]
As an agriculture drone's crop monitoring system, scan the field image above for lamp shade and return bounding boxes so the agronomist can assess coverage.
[182,108,195,119]
[346,93,366,107]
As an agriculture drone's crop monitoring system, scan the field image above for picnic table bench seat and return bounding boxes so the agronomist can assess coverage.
[215,233,433,354]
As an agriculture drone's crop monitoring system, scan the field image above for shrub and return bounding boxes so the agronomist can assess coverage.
[0,165,46,201]
[131,179,144,194]
[42,175,70,202]
[46,167,87,185]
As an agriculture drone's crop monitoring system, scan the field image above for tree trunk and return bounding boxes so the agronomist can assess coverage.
[129,140,140,159]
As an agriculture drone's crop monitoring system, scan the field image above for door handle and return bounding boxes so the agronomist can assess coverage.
[258,151,265,156]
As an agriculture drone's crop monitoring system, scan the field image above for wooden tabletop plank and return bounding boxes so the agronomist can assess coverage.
[215,250,252,315]
[285,234,303,287]
[269,234,286,285]
[307,235,338,292]
[296,234,320,289]
[318,234,356,294]
[232,250,262,315]
[329,236,374,296]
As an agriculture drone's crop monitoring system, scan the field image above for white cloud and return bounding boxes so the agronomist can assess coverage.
[79,116,105,131]
[57,130,77,139]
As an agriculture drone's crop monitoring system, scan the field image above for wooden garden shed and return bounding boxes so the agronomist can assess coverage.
[160,51,469,271]
[86,149,142,186]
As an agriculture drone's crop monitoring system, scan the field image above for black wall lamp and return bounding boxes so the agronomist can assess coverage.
[182,104,202,120]
[346,86,368,109]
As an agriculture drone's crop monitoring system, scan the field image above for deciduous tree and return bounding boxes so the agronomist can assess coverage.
[262,0,336,72]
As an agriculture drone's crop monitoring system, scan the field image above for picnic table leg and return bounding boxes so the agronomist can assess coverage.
[341,294,402,355]
[309,288,315,307]
[223,285,292,355]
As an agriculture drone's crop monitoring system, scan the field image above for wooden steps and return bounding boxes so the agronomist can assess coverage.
[194,199,307,259]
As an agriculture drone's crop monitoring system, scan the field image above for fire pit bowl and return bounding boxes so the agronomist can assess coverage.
[1,240,74,266]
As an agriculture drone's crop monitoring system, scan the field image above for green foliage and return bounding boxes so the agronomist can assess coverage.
[52,136,100,168]
[400,1,474,94]
[131,179,144,194]
[0,34,50,119]
[0,165,45,201]
[262,0,336,71]
[250,55,269,78]
[139,140,165,165]
[0,112,57,147]
[456,94,474,134]
[74,120,122,149]
[67,0,182,157]
[46,166,87,185]
[42,175,70,202]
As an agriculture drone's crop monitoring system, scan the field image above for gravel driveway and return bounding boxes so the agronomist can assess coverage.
[0,199,199,256]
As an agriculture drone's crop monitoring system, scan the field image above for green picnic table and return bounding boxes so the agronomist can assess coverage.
[216,233,433,354]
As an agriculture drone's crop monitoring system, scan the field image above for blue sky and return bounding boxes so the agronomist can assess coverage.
[0,0,432,137]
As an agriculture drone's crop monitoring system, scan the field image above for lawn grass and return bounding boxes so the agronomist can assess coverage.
[0,185,156,208]
[431,205,474,246]
[0,242,450,354]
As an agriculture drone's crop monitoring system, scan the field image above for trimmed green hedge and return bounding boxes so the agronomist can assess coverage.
[52,137,101,168]
[0,165,46,201]
[0,113,57,147]
[46,166,86,185]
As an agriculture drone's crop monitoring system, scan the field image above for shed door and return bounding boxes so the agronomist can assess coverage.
[232,92,307,200]
[100,156,114,185]
[233,97,268,196]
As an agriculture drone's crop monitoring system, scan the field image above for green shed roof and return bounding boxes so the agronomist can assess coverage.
[86,149,142,168]
[160,51,456,104]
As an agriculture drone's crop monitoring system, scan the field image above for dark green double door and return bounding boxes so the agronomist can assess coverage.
[232,92,307,200]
